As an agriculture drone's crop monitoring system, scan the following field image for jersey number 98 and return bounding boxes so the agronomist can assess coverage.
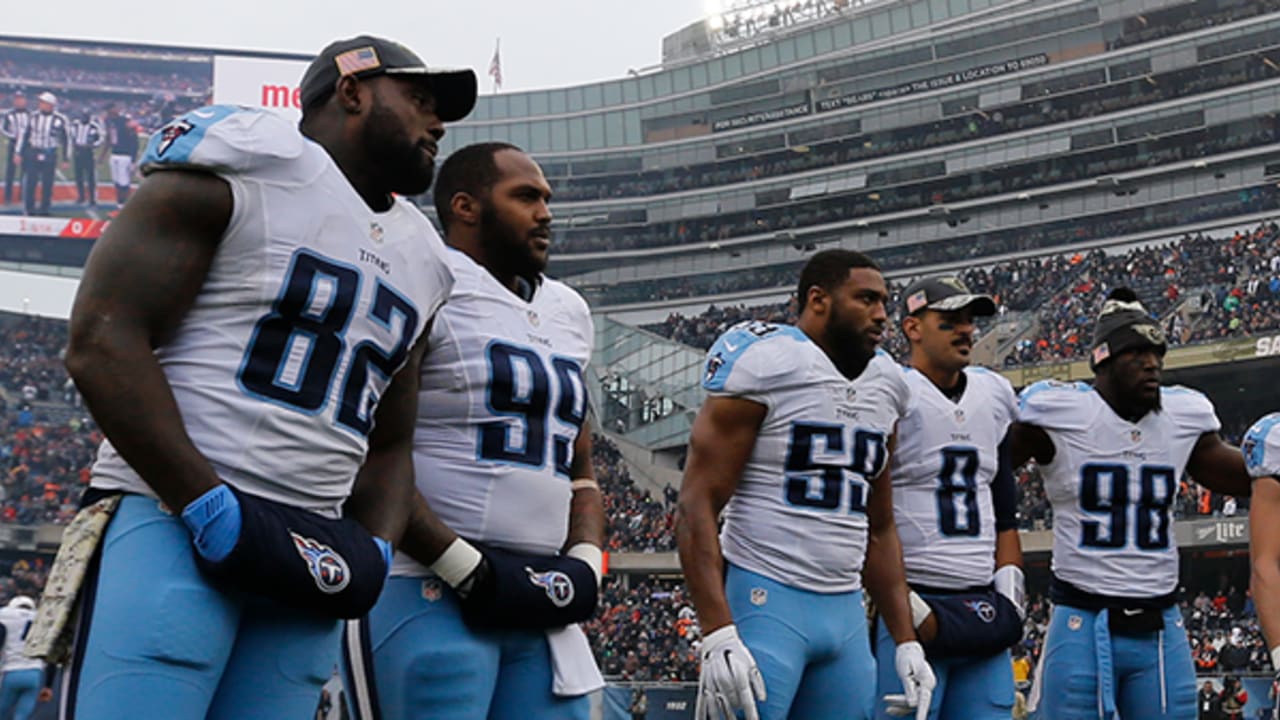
[1079,463,1177,550]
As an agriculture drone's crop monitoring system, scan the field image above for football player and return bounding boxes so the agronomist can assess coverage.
[0,596,51,719]
[343,143,605,719]
[676,249,935,720]
[51,36,471,719]
[1244,413,1280,710]
[1010,288,1250,719]
[875,276,1024,720]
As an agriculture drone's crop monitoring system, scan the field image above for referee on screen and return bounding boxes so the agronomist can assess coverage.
[19,92,70,216]
[1,91,29,206]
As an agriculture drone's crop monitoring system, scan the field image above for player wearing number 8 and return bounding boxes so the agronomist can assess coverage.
[51,35,473,720]
[677,250,935,720]
[342,143,605,720]
[1009,288,1250,720]
[875,277,1024,720]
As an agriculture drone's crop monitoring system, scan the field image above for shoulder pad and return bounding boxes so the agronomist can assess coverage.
[702,322,809,395]
[1160,385,1221,435]
[1017,379,1092,426]
[1243,413,1280,479]
[141,105,306,175]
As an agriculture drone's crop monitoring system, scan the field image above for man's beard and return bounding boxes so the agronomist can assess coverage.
[361,99,434,195]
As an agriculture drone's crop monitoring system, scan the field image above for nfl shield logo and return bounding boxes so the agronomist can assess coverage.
[954,408,966,423]
[421,577,443,602]
[369,222,384,244]
[527,310,540,327]
[750,587,768,606]
[1130,429,1142,443]
[1068,615,1083,631]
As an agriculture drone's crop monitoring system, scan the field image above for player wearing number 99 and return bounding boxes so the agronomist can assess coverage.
[342,143,605,720]
[874,277,1024,720]
[1009,288,1250,720]
[676,250,935,720]
[54,36,472,720]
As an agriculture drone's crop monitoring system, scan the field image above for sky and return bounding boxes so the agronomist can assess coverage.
[5,0,716,92]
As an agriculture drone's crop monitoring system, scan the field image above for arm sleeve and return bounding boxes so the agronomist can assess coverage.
[992,436,1018,532]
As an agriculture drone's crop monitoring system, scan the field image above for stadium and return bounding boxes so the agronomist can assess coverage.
[0,0,1279,715]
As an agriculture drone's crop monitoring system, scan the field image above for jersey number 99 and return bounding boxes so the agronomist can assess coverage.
[479,341,587,477]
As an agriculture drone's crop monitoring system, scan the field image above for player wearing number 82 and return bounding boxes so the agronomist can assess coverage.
[53,35,473,719]
[1009,288,1250,720]
[342,143,605,720]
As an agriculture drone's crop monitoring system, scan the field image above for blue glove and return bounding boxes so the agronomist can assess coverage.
[181,484,242,563]
[373,536,394,579]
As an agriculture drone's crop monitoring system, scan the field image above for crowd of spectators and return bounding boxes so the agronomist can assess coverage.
[596,435,678,553]
[640,220,1280,372]
[0,57,210,94]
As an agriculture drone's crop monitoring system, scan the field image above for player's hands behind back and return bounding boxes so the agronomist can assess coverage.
[883,640,936,720]
[696,624,766,720]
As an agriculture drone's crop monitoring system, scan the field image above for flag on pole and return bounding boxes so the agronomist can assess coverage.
[488,39,502,91]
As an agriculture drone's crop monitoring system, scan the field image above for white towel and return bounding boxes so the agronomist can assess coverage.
[546,623,604,697]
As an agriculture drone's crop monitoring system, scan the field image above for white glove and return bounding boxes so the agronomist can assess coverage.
[883,641,935,720]
[994,565,1026,621]
[695,625,766,720]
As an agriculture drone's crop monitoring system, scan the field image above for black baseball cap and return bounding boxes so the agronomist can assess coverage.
[901,276,996,316]
[299,35,477,121]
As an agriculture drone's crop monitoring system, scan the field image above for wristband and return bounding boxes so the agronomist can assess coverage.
[908,590,932,629]
[181,484,241,563]
[570,478,600,492]
[430,538,483,589]
[565,542,603,586]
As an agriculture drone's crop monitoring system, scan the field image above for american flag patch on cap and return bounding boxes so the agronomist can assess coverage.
[1092,342,1111,365]
[906,290,929,313]
[334,47,381,75]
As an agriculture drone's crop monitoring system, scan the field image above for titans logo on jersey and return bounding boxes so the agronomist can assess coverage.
[1018,381,1219,597]
[704,322,910,593]
[1243,412,1280,479]
[893,367,1017,589]
[392,249,594,578]
[90,106,454,514]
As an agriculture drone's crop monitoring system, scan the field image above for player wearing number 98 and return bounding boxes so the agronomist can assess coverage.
[55,36,472,720]
[341,143,605,720]
[874,276,1024,720]
[1009,288,1250,720]
[676,250,935,720]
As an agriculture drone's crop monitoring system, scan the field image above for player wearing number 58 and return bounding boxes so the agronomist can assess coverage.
[43,35,474,720]
[342,142,605,720]
[676,250,935,720]
[1008,288,1250,720]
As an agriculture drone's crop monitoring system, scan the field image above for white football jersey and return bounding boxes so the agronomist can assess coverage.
[0,606,39,672]
[893,367,1017,589]
[1018,381,1219,598]
[91,106,453,515]
[393,250,594,577]
[707,322,910,593]
[1243,413,1280,479]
